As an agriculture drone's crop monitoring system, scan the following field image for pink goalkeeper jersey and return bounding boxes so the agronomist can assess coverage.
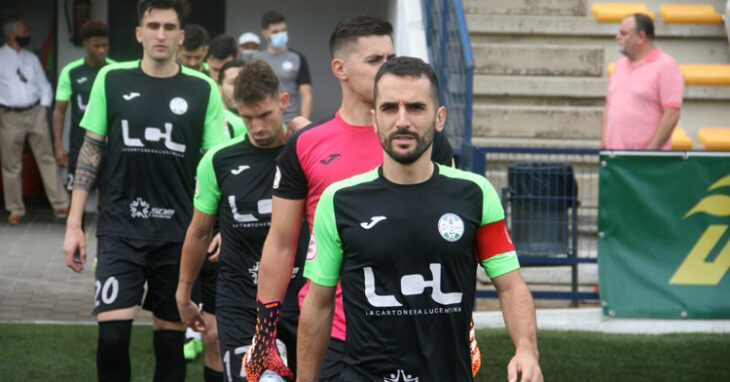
[605,48,684,150]
[274,111,453,340]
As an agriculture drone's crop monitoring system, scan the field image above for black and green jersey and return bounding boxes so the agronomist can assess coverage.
[55,57,116,166]
[223,109,247,139]
[80,60,227,242]
[304,164,520,381]
[194,134,307,311]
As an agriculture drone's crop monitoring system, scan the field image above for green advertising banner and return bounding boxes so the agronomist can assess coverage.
[598,152,730,319]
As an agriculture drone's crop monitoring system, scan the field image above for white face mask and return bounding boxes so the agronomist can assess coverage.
[240,49,257,61]
[269,31,288,49]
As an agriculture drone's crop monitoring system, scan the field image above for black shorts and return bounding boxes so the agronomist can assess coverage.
[216,305,299,382]
[93,236,182,322]
[195,257,218,314]
[320,337,345,381]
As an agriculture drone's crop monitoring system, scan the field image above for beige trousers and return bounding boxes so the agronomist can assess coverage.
[0,104,68,216]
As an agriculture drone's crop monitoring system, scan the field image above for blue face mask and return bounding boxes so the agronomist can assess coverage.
[270,31,288,49]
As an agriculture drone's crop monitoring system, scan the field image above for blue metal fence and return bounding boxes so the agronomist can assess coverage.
[423,0,475,168]
[472,147,601,304]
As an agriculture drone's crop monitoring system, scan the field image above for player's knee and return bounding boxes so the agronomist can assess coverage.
[203,326,219,348]
[98,319,133,351]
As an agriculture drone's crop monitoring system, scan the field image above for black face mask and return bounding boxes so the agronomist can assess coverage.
[14,36,31,48]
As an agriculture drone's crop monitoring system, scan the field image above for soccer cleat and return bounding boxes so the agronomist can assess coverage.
[470,319,481,377]
[8,214,22,225]
[183,338,203,361]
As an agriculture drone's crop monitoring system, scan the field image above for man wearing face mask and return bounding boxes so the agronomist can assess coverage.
[0,17,69,225]
[253,10,312,123]
[237,32,260,62]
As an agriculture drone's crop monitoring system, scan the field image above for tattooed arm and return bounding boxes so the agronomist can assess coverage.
[63,132,105,272]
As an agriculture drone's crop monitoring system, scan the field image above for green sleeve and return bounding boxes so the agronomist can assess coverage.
[479,175,505,225]
[79,65,110,136]
[202,82,227,150]
[303,186,344,287]
[480,251,519,279]
[55,61,75,101]
[193,148,222,215]
[476,172,519,278]
[224,109,248,139]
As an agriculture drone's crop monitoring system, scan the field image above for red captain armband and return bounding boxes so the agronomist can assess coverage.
[474,220,515,261]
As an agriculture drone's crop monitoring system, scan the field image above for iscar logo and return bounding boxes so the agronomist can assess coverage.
[130,197,150,219]
[670,174,730,285]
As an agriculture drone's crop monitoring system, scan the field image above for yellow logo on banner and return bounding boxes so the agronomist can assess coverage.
[670,175,730,285]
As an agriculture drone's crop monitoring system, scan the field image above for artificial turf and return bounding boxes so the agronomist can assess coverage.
[0,323,728,381]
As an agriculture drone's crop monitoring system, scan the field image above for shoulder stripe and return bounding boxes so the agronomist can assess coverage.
[60,58,85,73]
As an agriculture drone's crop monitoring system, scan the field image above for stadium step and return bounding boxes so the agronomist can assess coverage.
[463,0,588,16]
[466,13,727,38]
[472,104,603,139]
[467,15,728,68]
[473,43,604,77]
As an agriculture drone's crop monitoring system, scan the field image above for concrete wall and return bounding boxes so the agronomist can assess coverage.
[226,0,390,122]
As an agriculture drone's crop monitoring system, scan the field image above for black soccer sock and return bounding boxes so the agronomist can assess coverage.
[153,329,186,382]
[97,319,133,382]
[203,366,224,382]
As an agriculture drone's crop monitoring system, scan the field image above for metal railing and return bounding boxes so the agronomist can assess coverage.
[423,0,475,168]
[473,147,601,304]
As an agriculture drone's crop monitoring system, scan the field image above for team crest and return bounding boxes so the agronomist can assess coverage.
[169,97,188,115]
[438,213,464,242]
[282,60,294,71]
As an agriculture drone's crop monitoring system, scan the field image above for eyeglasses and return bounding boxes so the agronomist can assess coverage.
[16,68,27,83]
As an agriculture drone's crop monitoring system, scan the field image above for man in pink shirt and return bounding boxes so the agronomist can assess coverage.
[602,13,684,150]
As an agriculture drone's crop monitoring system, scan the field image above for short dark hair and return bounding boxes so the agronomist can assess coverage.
[207,34,237,60]
[633,13,654,40]
[234,59,280,105]
[329,15,393,57]
[217,59,245,85]
[261,10,286,29]
[181,24,209,50]
[137,0,187,25]
[374,56,440,106]
[79,20,109,41]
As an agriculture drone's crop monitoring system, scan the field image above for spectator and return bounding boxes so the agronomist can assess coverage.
[237,32,260,62]
[206,34,236,82]
[254,10,312,123]
[179,24,210,73]
[602,13,683,150]
[0,17,69,224]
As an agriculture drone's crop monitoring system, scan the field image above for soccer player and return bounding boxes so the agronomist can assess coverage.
[218,59,247,139]
[179,24,210,73]
[53,19,115,191]
[298,56,543,382]
[206,34,237,83]
[176,59,306,381]
[243,16,454,381]
[62,1,227,380]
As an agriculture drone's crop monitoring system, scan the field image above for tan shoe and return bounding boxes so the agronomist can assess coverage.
[8,214,22,225]
[55,208,70,218]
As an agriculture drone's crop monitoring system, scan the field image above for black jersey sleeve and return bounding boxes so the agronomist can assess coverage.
[273,128,309,200]
[431,130,455,166]
[294,50,311,86]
